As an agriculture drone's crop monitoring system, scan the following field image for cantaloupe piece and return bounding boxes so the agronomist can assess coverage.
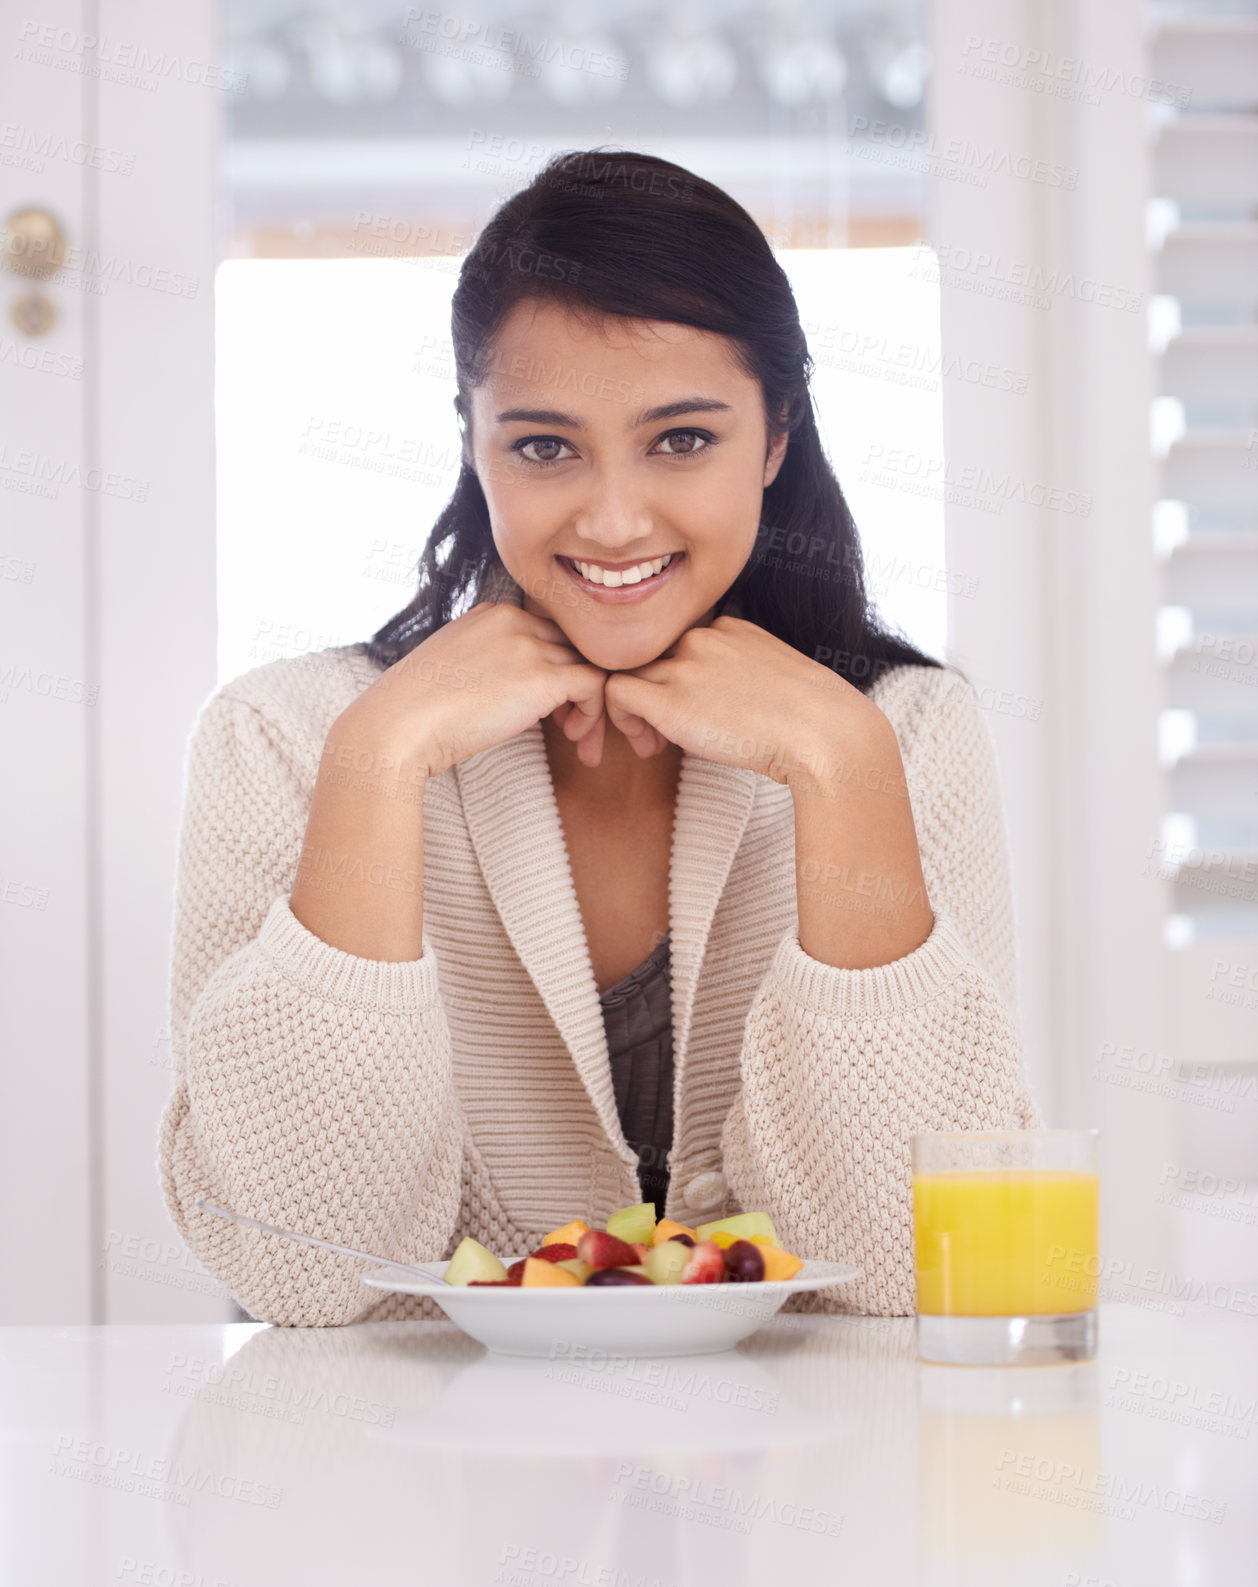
[543,1219,590,1246]
[522,1256,582,1287]
[760,1247,804,1282]
[652,1217,698,1246]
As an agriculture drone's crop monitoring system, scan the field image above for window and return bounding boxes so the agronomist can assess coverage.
[214,248,947,685]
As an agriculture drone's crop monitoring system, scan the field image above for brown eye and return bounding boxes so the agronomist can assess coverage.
[654,429,714,457]
[513,436,574,466]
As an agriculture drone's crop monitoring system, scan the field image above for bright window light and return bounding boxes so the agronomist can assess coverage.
[214,250,945,687]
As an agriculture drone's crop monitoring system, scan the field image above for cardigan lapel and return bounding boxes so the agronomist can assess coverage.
[455,565,762,1161]
[455,721,632,1160]
[666,751,760,1110]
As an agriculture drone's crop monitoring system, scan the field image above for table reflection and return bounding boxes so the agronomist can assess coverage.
[916,1360,1102,1571]
[138,1306,1253,1587]
[161,1315,918,1586]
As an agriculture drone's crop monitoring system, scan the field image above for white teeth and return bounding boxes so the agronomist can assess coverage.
[571,553,674,586]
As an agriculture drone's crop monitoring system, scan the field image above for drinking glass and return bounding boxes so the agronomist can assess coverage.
[911,1129,1100,1366]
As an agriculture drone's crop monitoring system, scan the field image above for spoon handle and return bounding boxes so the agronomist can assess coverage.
[194,1198,452,1285]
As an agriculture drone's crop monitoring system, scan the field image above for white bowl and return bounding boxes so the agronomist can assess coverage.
[360,1259,860,1357]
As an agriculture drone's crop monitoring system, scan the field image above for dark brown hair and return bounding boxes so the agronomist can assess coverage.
[360,147,945,695]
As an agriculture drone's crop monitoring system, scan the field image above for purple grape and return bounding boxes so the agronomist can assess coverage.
[667,1233,695,1247]
[722,1240,765,1283]
[584,1268,653,1287]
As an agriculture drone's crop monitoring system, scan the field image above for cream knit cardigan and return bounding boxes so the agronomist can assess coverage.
[158,636,1040,1328]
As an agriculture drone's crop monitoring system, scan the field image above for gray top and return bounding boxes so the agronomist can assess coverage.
[598,932,674,1220]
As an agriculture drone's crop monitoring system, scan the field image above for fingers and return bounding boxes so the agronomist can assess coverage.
[561,692,606,740]
[576,712,606,768]
[605,696,667,759]
[557,685,608,768]
[549,699,607,768]
[603,673,673,759]
[545,649,674,765]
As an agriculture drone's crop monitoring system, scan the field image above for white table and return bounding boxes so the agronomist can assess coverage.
[4,1302,1254,1586]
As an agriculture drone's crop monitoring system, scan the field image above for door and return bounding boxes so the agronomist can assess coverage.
[1,0,220,1322]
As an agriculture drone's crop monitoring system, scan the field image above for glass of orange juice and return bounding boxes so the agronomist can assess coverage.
[911,1130,1100,1365]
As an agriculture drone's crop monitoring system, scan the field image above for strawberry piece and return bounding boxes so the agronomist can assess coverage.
[529,1243,578,1263]
[577,1229,640,1270]
[468,1279,515,1286]
[506,1259,527,1281]
[681,1241,726,1285]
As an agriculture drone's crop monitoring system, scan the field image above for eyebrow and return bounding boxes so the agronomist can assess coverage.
[493,397,734,430]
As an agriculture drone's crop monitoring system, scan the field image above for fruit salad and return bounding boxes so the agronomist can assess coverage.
[441,1202,805,1288]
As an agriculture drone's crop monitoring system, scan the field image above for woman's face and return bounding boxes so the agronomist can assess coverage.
[467,298,788,671]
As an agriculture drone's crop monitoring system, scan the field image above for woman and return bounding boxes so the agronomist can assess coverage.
[159,149,1039,1328]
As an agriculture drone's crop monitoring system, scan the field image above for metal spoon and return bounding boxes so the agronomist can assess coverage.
[194,1198,453,1285]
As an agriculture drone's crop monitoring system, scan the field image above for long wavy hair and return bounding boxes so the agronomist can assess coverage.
[360,147,945,695]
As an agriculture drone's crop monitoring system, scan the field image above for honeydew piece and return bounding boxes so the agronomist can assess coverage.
[444,1237,509,1286]
[645,1241,691,1285]
[522,1257,582,1288]
[695,1211,780,1248]
[605,1202,657,1246]
[556,1258,592,1282]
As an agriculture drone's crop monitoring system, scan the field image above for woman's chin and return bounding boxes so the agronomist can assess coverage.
[566,632,679,672]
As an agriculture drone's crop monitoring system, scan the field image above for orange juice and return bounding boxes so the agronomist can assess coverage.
[913,1170,1099,1315]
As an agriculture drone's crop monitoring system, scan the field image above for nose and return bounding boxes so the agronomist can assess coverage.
[570,461,656,554]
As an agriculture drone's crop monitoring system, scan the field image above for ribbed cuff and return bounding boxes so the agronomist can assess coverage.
[256,895,443,1012]
[768,909,975,1020]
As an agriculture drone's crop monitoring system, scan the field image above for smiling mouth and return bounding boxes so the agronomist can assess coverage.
[556,552,684,591]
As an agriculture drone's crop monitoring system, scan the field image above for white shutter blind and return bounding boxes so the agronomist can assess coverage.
[1152,13,1258,960]
[1150,7,1258,1285]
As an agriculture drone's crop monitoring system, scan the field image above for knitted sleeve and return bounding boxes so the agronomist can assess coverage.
[157,687,465,1327]
[719,667,1042,1317]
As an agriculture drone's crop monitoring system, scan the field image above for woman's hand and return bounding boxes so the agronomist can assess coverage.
[602,614,885,791]
[344,606,931,970]
[363,601,616,778]
[603,614,933,970]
